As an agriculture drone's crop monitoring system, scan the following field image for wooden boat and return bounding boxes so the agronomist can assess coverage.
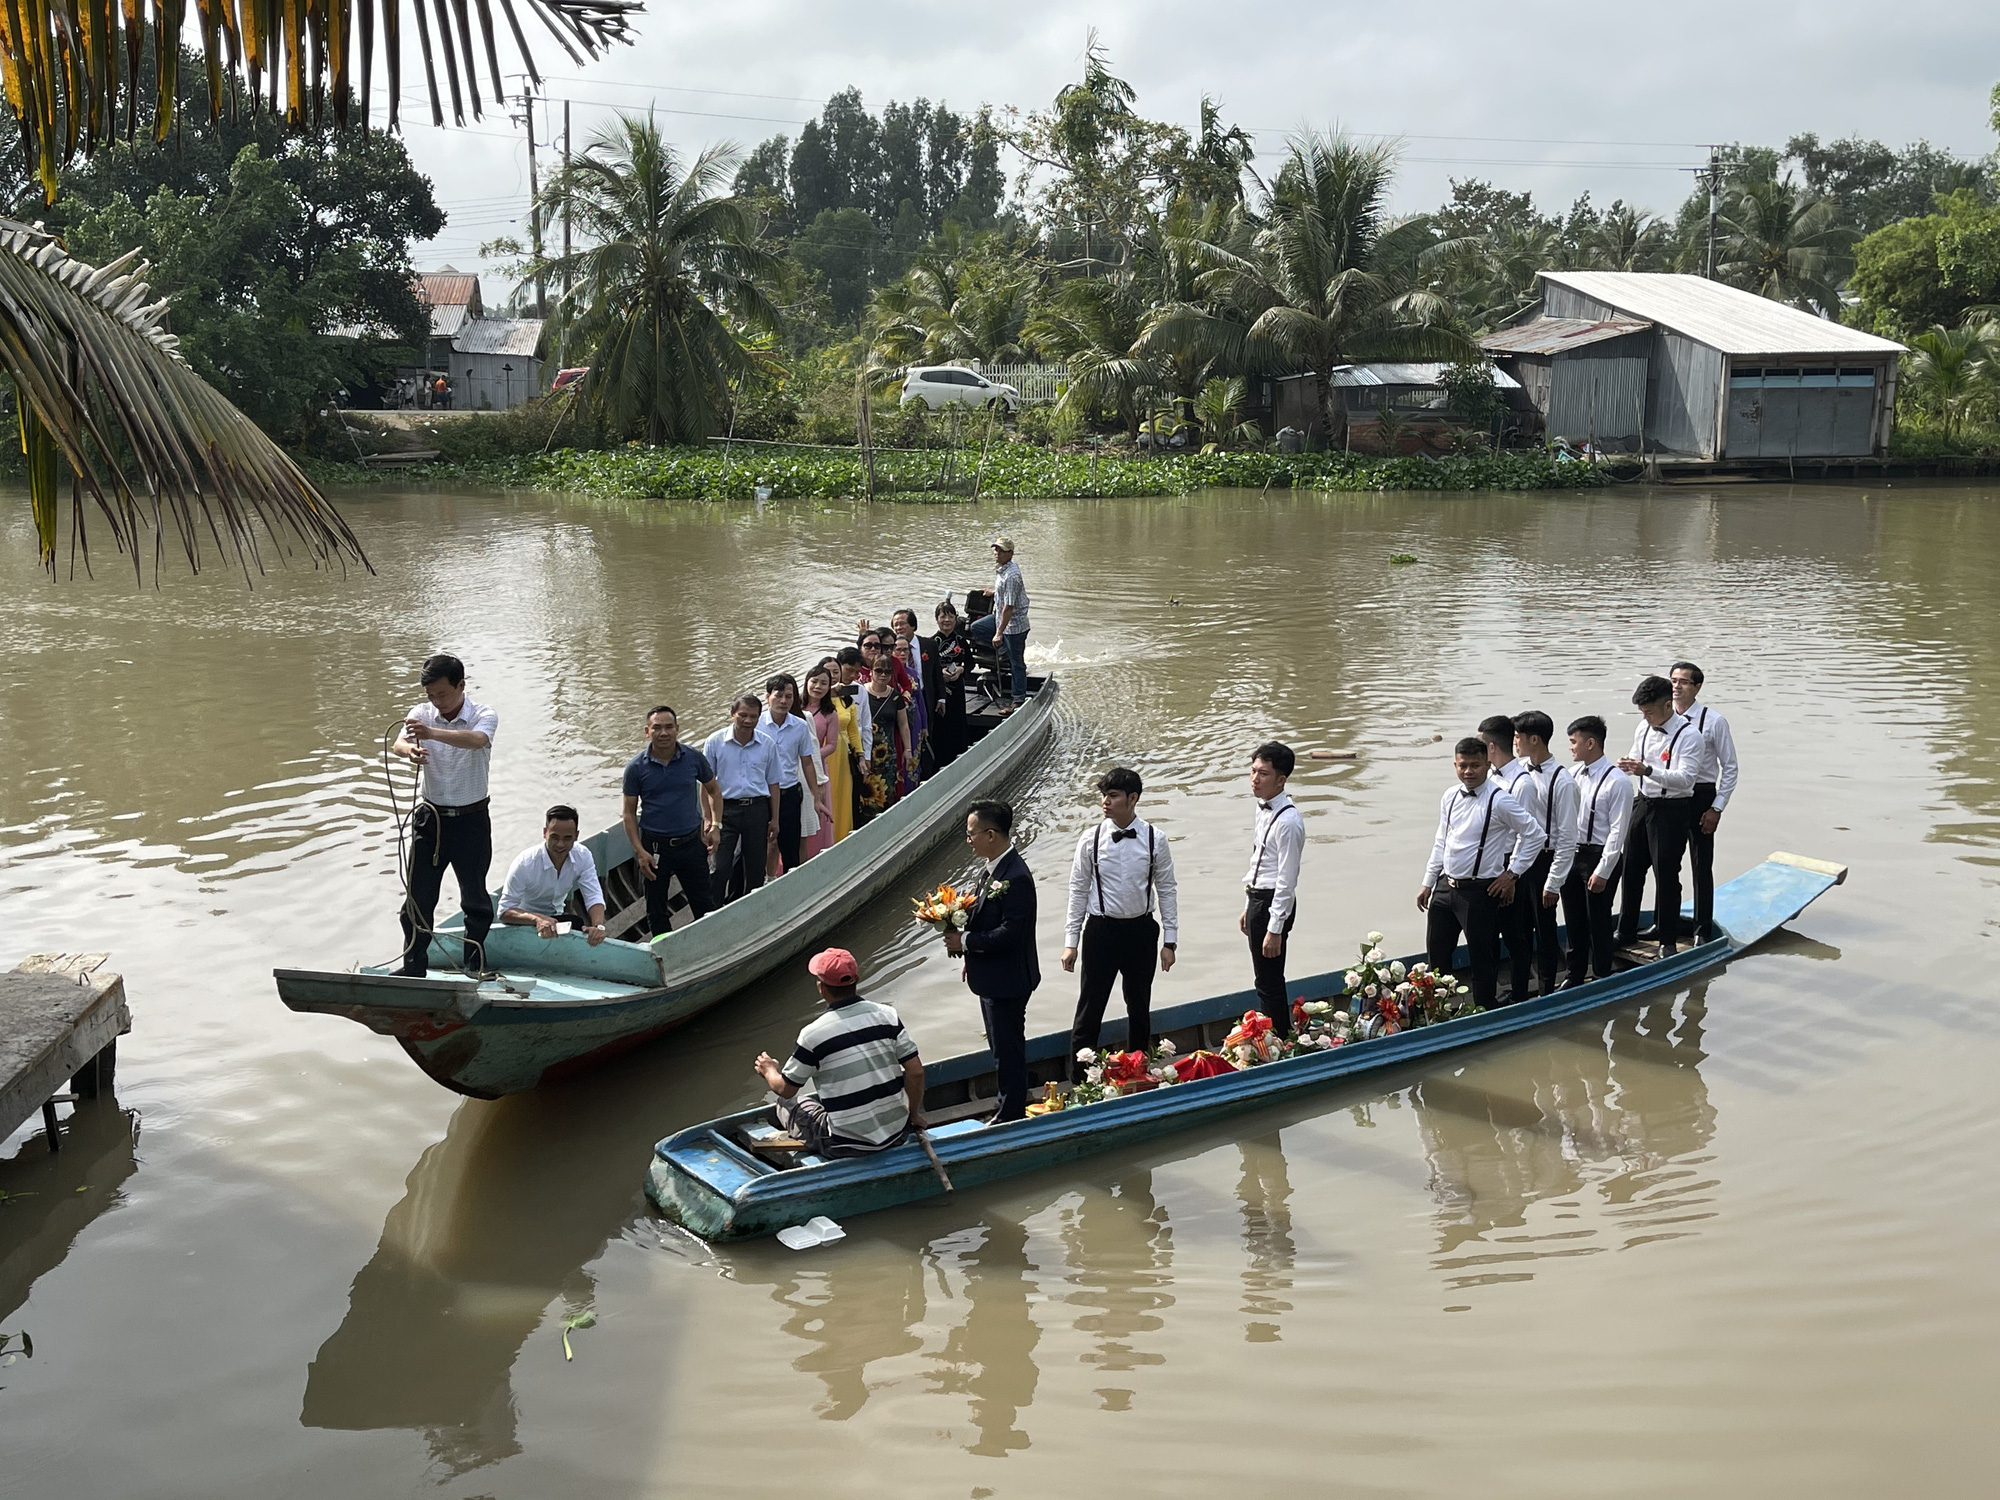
[646,851,1846,1241]
[273,675,1058,1097]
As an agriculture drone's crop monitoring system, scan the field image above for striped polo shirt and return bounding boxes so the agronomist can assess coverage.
[780,995,918,1151]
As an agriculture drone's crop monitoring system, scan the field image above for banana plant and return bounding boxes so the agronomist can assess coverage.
[1,217,366,579]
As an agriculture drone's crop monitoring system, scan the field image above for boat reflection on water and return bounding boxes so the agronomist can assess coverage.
[298,1037,752,1477]
[1053,1170,1173,1411]
[0,1095,140,1329]
[1410,981,1719,1292]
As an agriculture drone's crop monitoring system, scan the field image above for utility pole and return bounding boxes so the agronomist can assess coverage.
[514,80,546,318]
[1700,146,1721,280]
[560,99,572,367]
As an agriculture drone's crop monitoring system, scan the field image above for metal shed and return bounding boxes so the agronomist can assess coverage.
[451,318,546,410]
[1272,361,1520,434]
[1484,272,1905,460]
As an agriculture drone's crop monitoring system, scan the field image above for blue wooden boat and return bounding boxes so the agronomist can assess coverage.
[646,851,1846,1241]
[273,675,1058,1097]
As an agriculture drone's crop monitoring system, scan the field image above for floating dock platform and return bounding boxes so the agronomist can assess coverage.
[0,954,128,1152]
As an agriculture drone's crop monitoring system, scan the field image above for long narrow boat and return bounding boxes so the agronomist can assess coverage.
[646,851,1846,1241]
[273,675,1058,1097]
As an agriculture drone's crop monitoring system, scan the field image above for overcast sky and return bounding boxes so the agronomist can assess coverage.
[397,0,2000,287]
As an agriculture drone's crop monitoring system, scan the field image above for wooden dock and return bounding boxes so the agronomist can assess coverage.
[0,954,128,1152]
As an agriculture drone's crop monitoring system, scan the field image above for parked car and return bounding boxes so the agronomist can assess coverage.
[899,365,1020,413]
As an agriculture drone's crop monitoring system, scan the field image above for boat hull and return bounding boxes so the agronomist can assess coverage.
[276,677,1059,1095]
[648,852,1846,1240]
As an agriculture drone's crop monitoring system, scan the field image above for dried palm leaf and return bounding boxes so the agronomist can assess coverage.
[0,216,369,581]
[0,0,637,195]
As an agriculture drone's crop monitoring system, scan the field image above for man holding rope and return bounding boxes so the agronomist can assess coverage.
[392,654,498,978]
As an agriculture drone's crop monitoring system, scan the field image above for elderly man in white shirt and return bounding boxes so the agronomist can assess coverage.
[1062,766,1179,1073]
[391,653,499,977]
[498,804,609,944]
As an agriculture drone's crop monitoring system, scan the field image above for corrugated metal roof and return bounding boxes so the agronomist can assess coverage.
[429,303,470,339]
[1537,272,1904,357]
[1276,361,1520,390]
[419,272,480,308]
[1480,317,1652,356]
[453,318,545,356]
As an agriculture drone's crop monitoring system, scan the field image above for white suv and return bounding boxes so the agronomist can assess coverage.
[899,365,1020,413]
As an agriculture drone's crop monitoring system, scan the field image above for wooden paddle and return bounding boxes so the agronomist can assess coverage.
[915,1126,953,1191]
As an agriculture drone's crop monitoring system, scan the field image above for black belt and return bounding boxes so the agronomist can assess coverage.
[428,798,489,817]
[1438,874,1494,889]
[1245,886,1274,898]
[723,796,768,807]
[1087,912,1155,924]
[645,829,702,847]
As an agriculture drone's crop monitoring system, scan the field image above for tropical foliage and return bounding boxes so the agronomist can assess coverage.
[1900,314,2000,440]
[535,113,785,445]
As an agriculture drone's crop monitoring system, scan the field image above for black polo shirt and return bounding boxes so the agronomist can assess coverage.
[623,743,714,836]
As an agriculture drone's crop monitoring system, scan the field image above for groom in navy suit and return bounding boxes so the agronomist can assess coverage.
[944,799,1041,1122]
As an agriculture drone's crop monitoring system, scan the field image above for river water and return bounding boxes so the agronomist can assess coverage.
[0,482,1993,1497]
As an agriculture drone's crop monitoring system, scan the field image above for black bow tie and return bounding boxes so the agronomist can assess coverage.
[1259,801,1274,811]
[1110,826,1138,842]
[1460,787,1478,798]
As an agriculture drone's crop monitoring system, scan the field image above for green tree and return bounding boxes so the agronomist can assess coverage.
[1852,190,2000,335]
[540,114,786,445]
[1713,173,1853,314]
[1902,316,2000,440]
[1147,131,1473,443]
[1025,277,1157,439]
[869,224,1031,368]
[794,207,881,321]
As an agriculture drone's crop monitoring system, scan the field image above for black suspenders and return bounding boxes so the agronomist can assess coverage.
[1090,823,1159,918]
[1446,788,1500,878]
[1584,767,1612,843]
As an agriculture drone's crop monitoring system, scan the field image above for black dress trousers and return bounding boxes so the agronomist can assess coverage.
[711,798,771,907]
[1687,782,1718,941]
[1426,877,1503,1009]
[1244,890,1293,1036]
[400,801,494,976]
[1069,914,1159,1075]
[1619,796,1694,946]
[1501,850,1554,1000]
[980,992,1031,1122]
[1560,844,1618,983]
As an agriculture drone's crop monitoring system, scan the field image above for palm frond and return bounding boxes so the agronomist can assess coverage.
[0,0,639,197]
[0,217,367,580]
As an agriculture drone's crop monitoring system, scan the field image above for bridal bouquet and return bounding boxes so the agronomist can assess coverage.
[911,882,978,933]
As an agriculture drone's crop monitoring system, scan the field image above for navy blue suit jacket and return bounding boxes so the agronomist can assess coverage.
[961,847,1041,1000]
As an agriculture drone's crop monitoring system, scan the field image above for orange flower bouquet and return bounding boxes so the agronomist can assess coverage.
[912,882,978,934]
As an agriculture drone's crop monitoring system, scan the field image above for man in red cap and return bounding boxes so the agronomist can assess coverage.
[754,948,926,1156]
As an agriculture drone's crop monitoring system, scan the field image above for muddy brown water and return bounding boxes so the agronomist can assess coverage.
[0,482,1993,1497]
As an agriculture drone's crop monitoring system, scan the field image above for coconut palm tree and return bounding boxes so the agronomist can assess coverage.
[0,1,634,202]
[868,225,1030,370]
[537,114,786,445]
[1144,131,1474,444]
[1903,316,2000,440]
[1,218,364,578]
[1025,277,1158,441]
[1716,175,1854,316]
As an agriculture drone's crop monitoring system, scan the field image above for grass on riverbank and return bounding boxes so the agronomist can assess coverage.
[306,444,1606,499]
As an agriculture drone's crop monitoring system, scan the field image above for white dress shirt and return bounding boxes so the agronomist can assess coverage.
[1423,780,1544,887]
[1506,757,1580,891]
[407,696,497,806]
[1065,816,1179,947]
[1570,755,1636,881]
[498,841,605,917]
[1243,793,1305,924]
[1680,700,1739,812]
[1627,712,1700,799]
[757,710,817,790]
[850,683,874,759]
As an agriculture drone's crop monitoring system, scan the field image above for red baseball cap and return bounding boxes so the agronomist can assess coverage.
[807,948,859,985]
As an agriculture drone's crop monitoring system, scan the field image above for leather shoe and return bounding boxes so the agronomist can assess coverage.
[1658,941,1678,958]
[1558,977,1589,991]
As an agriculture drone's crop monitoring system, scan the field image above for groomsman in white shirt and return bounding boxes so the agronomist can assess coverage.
[1505,710,1579,998]
[1670,661,1739,943]
[1418,737,1545,1009]
[1616,675,1701,955]
[1561,716,1634,986]
[497,805,609,944]
[1240,741,1304,1036]
[1062,767,1179,1074]
[1478,714,1533,999]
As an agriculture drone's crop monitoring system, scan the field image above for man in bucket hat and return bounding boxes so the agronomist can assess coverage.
[754,949,927,1156]
[968,534,1031,711]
